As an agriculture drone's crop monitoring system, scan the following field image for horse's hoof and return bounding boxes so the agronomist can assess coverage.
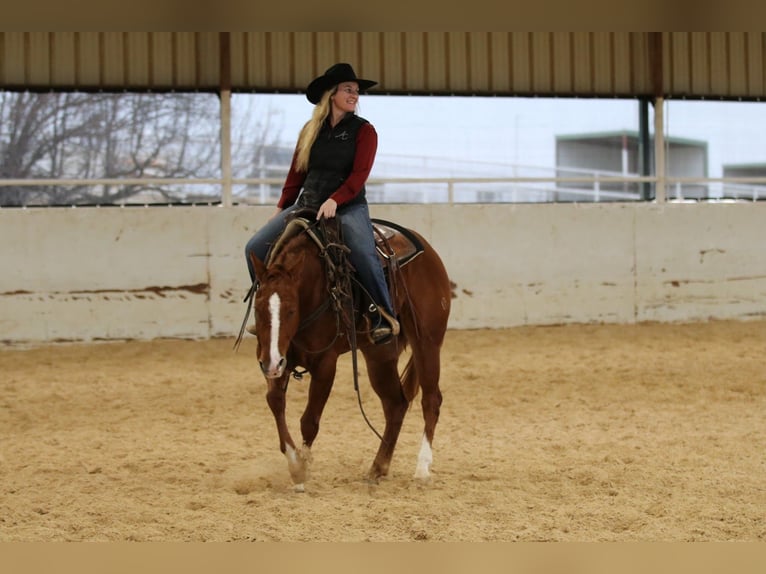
[367,467,390,484]
[293,483,305,493]
[365,474,380,485]
[285,444,311,485]
[413,472,432,483]
[414,466,431,481]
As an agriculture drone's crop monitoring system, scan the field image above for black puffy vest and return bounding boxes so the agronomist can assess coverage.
[297,113,368,211]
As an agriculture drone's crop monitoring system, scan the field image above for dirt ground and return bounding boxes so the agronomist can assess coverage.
[1,320,765,542]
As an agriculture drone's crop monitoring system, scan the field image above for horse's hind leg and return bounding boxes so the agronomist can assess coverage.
[412,341,443,481]
[363,355,409,481]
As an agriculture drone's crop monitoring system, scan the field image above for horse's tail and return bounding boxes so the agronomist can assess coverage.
[401,355,419,403]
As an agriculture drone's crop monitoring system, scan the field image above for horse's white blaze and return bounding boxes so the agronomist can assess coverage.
[414,433,433,480]
[268,292,281,369]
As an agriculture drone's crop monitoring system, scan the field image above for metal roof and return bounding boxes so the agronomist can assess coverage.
[1,32,765,100]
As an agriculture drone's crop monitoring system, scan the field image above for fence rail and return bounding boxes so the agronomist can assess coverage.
[1,175,765,207]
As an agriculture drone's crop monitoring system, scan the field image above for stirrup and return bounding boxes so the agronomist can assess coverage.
[371,325,394,345]
[368,308,399,344]
[377,308,400,336]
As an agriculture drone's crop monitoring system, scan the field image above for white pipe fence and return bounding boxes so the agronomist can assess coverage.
[1,175,765,207]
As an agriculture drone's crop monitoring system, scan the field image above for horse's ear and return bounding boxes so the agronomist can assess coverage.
[249,252,267,282]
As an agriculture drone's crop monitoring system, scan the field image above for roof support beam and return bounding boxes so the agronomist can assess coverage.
[219,33,233,207]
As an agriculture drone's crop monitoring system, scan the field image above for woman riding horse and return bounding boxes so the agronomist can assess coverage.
[244,63,399,343]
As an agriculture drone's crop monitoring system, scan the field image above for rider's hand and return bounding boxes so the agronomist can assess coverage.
[316,198,337,220]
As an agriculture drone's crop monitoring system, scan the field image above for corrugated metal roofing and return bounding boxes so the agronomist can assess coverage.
[1,32,764,100]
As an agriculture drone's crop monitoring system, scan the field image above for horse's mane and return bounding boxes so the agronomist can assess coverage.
[265,212,315,266]
[268,232,319,279]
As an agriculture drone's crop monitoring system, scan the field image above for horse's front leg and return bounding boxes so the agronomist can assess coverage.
[265,376,310,491]
[290,357,337,484]
[301,358,337,445]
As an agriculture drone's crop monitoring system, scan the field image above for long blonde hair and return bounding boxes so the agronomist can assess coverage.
[294,88,335,172]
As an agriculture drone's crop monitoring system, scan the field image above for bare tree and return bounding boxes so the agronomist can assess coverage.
[230,95,291,203]
[0,92,221,206]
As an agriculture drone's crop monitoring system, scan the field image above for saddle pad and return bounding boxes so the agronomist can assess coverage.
[371,219,424,268]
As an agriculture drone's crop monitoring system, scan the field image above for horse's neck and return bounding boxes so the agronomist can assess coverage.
[287,236,327,302]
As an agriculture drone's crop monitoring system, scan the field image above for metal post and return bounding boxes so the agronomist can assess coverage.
[594,174,600,202]
[219,32,233,207]
[639,98,652,200]
[654,96,666,203]
[220,88,233,207]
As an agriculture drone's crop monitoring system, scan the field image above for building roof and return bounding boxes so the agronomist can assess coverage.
[722,162,766,169]
[556,130,708,149]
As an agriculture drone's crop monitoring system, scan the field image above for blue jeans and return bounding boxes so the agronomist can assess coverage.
[244,203,300,279]
[244,202,395,317]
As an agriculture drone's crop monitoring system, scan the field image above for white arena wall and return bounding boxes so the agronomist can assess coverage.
[2,202,766,344]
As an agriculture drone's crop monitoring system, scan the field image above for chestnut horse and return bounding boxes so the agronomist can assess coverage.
[244,215,451,491]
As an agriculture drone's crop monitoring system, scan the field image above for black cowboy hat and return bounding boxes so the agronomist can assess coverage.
[305,63,377,105]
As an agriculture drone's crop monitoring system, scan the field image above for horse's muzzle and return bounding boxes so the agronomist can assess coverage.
[260,357,286,379]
